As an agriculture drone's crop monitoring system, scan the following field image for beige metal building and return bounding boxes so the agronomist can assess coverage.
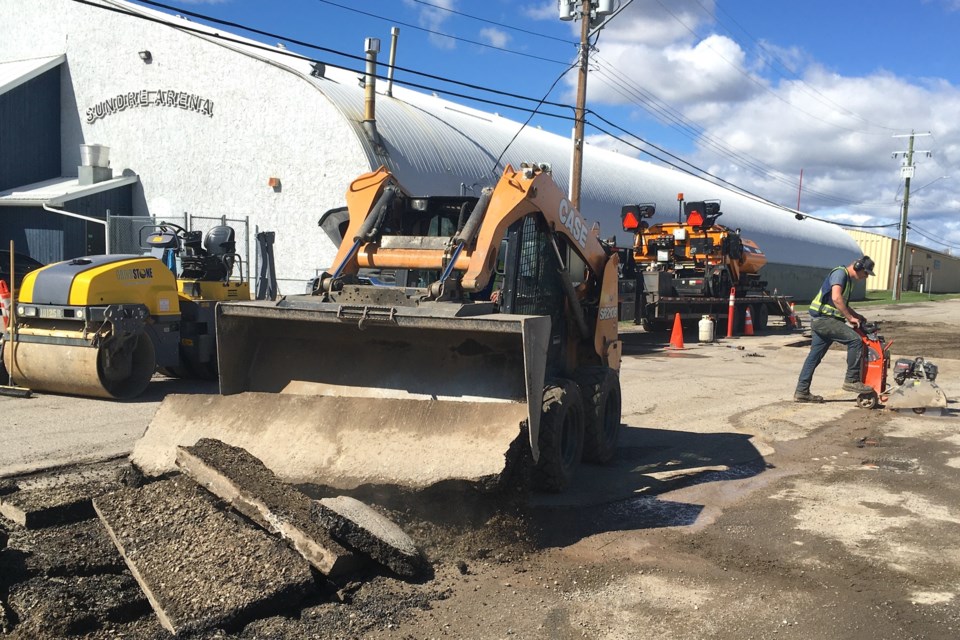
[846,229,960,294]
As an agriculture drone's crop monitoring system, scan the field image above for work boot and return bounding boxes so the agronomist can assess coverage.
[842,381,874,394]
[794,390,824,403]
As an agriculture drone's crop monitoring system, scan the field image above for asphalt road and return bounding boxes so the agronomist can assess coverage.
[1,300,958,639]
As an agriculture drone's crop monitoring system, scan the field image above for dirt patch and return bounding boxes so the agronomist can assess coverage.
[873,320,960,360]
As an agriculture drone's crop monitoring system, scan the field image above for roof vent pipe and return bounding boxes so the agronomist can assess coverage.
[385,27,400,98]
[363,37,381,145]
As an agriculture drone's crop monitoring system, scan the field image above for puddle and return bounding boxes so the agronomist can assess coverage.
[859,457,920,473]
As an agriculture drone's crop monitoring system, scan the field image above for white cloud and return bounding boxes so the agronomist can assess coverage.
[568,0,960,250]
[403,0,458,49]
[479,27,510,49]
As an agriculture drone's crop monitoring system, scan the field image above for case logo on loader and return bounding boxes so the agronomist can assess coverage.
[117,267,154,281]
[558,199,588,249]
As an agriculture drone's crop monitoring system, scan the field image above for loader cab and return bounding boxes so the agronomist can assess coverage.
[498,215,567,370]
[375,195,480,290]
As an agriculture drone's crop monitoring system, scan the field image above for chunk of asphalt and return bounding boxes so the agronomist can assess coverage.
[7,573,149,637]
[0,479,17,496]
[93,476,314,636]
[313,496,426,579]
[7,519,127,577]
[0,479,112,528]
[175,438,357,578]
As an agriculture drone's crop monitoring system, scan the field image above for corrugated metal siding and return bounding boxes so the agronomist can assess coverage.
[316,66,861,273]
[847,229,960,293]
[846,230,896,290]
[1,206,69,263]
[0,66,60,191]
[0,186,131,262]
[64,184,133,254]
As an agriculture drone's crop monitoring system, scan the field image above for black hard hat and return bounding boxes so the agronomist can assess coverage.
[856,256,875,276]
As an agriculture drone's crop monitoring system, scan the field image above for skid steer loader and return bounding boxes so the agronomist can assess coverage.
[134,163,622,492]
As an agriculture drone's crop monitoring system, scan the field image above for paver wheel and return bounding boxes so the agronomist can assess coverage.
[856,393,878,409]
[533,379,585,493]
[574,367,622,464]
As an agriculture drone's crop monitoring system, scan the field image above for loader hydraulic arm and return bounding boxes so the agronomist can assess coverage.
[463,164,612,291]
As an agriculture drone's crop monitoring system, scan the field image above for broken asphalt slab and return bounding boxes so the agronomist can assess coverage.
[7,573,149,637]
[175,438,358,577]
[93,475,315,636]
[5,519,127,577]
[0,479,116,529]
[314,495,426,579]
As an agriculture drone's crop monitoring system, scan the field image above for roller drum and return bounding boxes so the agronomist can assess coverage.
[3,334,156,399]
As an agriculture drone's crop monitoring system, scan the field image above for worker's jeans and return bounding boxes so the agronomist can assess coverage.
[796,316,863,393]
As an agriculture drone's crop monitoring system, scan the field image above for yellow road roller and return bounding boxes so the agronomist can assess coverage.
[2,224,249,399]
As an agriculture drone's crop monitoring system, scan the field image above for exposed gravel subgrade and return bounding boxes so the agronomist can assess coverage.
[314,496,427,579]
[238,574,453,640]
[93,475,316,636]
[0,479,115,528]
[0,480,17,497]
[175,439,356,577]
[7,519,127,578]
[7,573,149,637]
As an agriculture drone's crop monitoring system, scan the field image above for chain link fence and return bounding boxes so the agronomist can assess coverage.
[107,213,252,283]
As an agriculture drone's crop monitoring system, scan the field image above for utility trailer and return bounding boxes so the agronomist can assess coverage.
[617,197,796,334]
[619,267,794,332]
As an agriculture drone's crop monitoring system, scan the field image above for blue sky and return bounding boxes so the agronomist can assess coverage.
[153,0,960,254]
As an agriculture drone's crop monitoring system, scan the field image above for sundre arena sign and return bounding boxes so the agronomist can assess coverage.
[86,89,214,123]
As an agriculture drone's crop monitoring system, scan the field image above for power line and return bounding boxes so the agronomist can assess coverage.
[76,0,935,243]
[406,0,576,45]
[118,0,572,113]
[492,60,580,176]
[695,0,898,134]
[908,223,960,251]
[311,0,570,65]
[652,0,888,137]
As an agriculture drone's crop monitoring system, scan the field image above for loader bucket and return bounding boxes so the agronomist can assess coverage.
[132,297,551,490]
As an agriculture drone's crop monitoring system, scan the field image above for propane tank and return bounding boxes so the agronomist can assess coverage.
[698,314,715,343]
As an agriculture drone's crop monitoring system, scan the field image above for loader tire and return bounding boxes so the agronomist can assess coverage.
[533,379,584,493]
[574,367,622,464]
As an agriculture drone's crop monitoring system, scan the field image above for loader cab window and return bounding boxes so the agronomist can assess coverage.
[500,214,564,344]
[391,195,477,288]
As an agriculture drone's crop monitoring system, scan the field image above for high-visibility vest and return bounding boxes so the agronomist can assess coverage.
[809,266,851,319]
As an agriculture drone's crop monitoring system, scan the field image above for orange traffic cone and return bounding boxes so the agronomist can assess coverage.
[789,302,798,328]
[0,279,10,330]
[668,312,685,349]
[744,307,754,336]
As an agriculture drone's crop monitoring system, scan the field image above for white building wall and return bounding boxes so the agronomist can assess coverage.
[1,0,864,298]
[2,0,371,290]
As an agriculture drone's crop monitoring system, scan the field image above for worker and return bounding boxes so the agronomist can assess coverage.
[794,256,875,403]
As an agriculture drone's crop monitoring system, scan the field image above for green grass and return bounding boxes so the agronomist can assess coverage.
[794,290,960,312]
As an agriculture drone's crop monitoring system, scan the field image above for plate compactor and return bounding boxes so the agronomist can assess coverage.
[855,322,948,414]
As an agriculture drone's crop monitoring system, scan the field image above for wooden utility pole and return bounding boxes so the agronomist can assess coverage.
[569,0,592,210]
[891,131,931,301]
